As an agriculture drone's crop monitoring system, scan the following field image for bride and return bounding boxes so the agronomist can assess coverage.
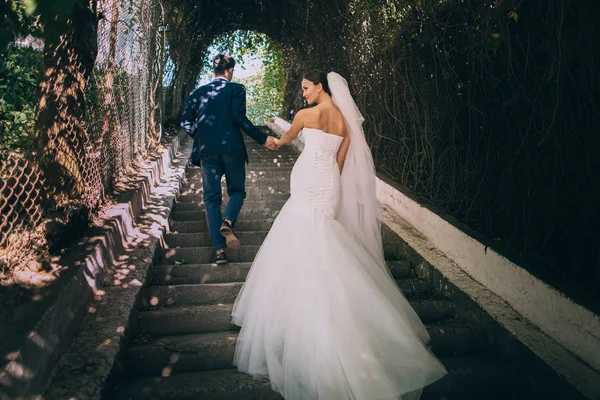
[231,70,447,400]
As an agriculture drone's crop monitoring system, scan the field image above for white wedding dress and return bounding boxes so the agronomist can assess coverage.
[232,127,447,400]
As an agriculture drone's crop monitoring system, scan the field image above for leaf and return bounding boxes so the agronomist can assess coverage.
[491,33,501,39]
[508,10,519,22]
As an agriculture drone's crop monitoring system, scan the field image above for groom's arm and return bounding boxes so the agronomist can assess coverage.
[180,90,198,137]
[230,84,268,145]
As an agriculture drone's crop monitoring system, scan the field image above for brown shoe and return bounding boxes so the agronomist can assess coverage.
[220,220,241,249]
[213,251,228,265]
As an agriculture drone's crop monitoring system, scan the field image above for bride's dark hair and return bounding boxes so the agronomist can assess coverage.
[303,70,331,95]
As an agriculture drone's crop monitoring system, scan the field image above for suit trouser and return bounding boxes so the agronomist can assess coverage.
[200,154,246,251]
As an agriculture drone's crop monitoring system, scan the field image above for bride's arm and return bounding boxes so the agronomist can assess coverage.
[275,110,306,148]
[336,130,351,173]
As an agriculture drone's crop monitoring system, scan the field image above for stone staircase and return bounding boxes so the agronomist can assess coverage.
[109,133,531,400]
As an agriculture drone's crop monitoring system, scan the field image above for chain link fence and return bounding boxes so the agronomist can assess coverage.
[0,0,168,259]
[87,0,166,196]
[0,154,45,247]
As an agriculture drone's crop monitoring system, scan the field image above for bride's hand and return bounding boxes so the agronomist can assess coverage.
[274,138,281,149]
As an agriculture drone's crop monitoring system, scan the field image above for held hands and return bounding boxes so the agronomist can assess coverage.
[263,136,279,151]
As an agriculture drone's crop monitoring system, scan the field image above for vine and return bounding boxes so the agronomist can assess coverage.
[160,0,599,302]
[3,0,595,302]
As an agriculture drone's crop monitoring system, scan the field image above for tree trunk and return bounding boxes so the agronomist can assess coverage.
[147,1,165,146]
[35,0,103,211]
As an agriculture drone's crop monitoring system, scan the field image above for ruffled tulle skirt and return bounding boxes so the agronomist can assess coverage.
[232,200,447,400]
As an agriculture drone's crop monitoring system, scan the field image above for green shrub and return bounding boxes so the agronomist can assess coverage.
[0,45,41,158]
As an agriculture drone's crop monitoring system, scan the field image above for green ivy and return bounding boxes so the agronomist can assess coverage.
[0,45,42,158]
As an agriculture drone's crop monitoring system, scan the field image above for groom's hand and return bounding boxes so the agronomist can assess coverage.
[263,136,278,151]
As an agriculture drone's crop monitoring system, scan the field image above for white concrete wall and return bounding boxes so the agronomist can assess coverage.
[267,116,600,374]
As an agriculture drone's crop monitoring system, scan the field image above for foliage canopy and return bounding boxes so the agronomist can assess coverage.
[197,30,285,125]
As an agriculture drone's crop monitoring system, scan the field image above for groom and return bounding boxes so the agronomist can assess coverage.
[181,53,277,264]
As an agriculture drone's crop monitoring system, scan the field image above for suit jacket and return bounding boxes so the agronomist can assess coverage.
[180,77,267,164]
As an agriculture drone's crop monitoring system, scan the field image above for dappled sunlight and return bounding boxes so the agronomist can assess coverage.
[1,326,54,396]
[27,331,50,352]
[3,0,594,396]
[111,265,139,287]
[4,360,34,382]
[158,353,181,378]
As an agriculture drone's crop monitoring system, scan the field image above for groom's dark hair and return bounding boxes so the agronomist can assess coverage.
[213,53,236,75]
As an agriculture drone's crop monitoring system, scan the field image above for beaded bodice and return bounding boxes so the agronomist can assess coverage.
[289,128,344,218]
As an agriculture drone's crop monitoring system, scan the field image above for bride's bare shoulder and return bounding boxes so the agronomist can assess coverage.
[331,104,344,119]
[329,105,347,135]
[296,106,320,123]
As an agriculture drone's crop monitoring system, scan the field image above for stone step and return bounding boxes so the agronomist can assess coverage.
[180,182,291,194]
[125,324,487,377]
[112,355,520,400]
[227,159,297,167]
[422,356,522,399]
[112,369,278,400]
[160,244,404,264]
[109,130,530,400]
[247,148,296,153]
[244,160,296,165]
[183,172,291,182]
[144,278,430,308]
[246,144,296,150]
[170,219,276,233]
[164,231,411,250]
[241,162,296,169]
[247,154,298,161]
[246,169,294,176]
[178,185,291,198]
[247,151,297,157]
[183,171,294,183]
[146,282,244,307]
[125,332,238,377]
[177,193,291,204]
[186,162,297,171]
[165,231,270,248]
[138,299,456,336]
[186,164,296,173]
[245,172,292,178]
[151,262,254,285]
[247,165,295,171]
[173,200,287,212]
[182,180,292,190]
[246,152,294,157]
[184,171,292,182]
[170,208,280,222]
[151,260,413,285]
[427,323,487,357]
[160,245,262,264]
[139,304,237,335]
[180,182,290,194]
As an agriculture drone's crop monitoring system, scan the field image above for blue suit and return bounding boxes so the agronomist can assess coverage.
[180,78,267,251]
[181,77,267,164]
